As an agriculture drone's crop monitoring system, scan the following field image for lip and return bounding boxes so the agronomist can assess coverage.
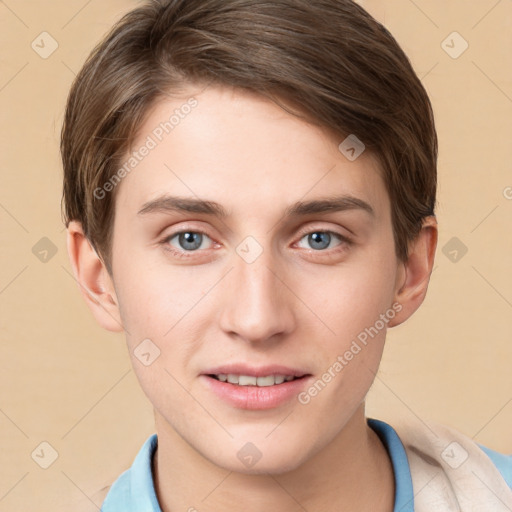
[201,363,309,378]
[200,364,312,410]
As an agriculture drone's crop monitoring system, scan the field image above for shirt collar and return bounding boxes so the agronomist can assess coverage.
[129,433,161,511]
[368,418,415,512]
[111,419,414,511]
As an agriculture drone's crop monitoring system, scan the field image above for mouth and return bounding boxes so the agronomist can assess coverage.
[206,373,305,386]
[200,365,312,410]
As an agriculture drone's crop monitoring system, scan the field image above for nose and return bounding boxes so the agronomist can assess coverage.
[218,247,296,345]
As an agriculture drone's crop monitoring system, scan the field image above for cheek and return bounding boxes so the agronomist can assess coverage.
[306,239,398,385]
[113,251,213,394]
[113,257,200,409]
[114,250,194,338]
[316,256,397,340]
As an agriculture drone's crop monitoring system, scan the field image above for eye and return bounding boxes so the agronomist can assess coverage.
[160,227,351,261]
[296,230,350,251]
[164,231,214,253]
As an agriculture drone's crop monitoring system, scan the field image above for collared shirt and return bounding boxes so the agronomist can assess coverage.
[100,418,512,511]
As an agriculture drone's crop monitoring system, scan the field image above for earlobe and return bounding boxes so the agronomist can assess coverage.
[388,216,438,328]
[66,220,124,332]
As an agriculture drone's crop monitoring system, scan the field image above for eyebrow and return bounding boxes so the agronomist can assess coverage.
[137,194,375,219]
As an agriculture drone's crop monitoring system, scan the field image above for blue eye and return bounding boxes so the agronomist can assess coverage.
[161,228,351,261]
[297,231,347,251]
[167,231,212,252]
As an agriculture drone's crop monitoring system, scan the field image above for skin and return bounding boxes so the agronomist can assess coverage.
[67,84,437,511]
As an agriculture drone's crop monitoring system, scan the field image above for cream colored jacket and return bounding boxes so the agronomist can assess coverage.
[395,420,512,511]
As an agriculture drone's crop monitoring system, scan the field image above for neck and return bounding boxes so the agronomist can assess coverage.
[153,405,395,512]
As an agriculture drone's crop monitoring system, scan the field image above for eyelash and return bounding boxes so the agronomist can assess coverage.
[160,227,353,260]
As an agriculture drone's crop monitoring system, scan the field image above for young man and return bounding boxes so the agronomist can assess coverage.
[61,1,512,510]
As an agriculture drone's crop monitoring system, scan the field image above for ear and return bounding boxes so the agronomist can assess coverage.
[66,220,124,332]
[388,216,438,328]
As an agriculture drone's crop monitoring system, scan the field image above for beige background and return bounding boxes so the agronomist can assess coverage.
[0,0,511,510]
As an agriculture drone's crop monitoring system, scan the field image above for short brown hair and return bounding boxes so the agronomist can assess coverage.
[61,0,437,273]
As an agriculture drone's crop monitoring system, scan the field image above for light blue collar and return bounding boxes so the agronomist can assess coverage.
[102,419,417,511]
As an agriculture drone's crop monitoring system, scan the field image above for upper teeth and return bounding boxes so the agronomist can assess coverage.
[215,374,296,386]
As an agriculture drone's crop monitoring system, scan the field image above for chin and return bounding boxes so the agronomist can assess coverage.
[203,434,314,476]
[219,453,307,476]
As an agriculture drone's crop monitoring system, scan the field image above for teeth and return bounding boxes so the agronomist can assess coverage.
[214,374,297,386]
[239,375,257,386]
[257,375,275,387]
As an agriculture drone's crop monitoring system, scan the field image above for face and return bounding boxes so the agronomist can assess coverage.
[108,84,403,473]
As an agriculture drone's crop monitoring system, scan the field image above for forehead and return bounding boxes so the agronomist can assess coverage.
[114,84,389,221]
